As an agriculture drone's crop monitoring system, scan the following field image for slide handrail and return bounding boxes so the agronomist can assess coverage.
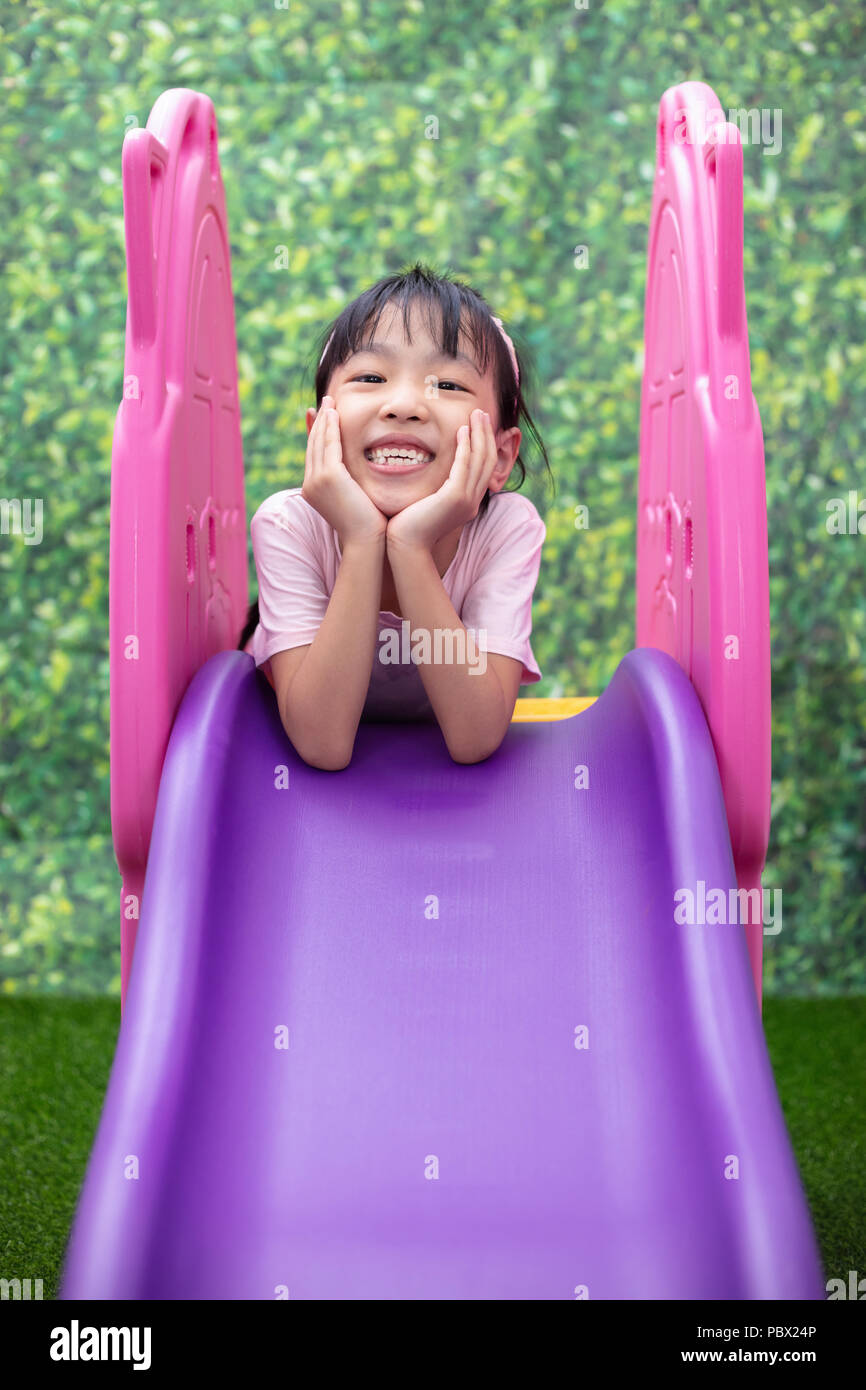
[636,81,771,1003]
[109,89,248,1004]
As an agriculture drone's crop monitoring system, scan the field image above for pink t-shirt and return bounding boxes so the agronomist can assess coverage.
[247,486,546,722]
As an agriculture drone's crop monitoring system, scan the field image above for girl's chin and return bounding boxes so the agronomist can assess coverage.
[358,471,446,508]
[363,490,419,519]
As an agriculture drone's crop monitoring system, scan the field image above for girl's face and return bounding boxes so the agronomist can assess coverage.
[306,302,521,517]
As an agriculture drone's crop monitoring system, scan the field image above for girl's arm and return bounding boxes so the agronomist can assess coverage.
[387,540,517,763]
[274,532,386,770]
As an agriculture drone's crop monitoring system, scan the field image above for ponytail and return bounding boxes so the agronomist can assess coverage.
[237,598,259,651]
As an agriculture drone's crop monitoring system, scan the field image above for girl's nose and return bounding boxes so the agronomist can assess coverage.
[382,397,428,418]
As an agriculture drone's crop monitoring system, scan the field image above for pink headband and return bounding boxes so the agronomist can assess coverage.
[318,314,519,389]
[491,316,520,389]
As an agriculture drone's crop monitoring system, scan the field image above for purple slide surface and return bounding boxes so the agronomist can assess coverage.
[60,646,824,1300]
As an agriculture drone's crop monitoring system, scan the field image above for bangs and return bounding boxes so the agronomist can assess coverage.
[316,266,511,393]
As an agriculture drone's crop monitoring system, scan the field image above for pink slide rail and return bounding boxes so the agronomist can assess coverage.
[636,81,771,1006]
[109,90,248,1004]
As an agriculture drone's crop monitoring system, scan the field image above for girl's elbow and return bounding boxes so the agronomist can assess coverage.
[301,753,351,772]
[447,732,503,764]
[291,734,354,771]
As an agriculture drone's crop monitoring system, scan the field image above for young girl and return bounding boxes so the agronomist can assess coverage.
[237,262,554,769]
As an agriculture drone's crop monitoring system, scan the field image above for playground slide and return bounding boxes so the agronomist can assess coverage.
[59,645,825,1300]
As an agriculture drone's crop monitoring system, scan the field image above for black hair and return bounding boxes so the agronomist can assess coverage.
[238,261,555,652]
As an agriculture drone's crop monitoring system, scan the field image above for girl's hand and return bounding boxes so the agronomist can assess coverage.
[386,409,500,554]
[302,396,388,545]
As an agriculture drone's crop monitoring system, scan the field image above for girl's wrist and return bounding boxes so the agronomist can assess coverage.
[385,531,433,562]
[342,533,387,556]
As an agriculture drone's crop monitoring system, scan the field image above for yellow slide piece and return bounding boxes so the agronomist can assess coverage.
[511,697,596,722]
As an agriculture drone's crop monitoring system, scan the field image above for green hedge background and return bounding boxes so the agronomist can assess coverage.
[0,0,864,996]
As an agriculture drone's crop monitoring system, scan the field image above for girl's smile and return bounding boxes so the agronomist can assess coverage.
[364,438,437,475]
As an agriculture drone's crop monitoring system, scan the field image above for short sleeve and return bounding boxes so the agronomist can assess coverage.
[250,498,330,665]
[459,497,546,684]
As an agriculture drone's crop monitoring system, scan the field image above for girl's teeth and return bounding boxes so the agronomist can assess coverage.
[366,448,433,463]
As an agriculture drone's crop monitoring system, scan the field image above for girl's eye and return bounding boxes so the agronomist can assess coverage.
[352,373,466,391]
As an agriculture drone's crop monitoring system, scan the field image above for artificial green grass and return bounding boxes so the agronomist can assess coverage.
[760,998,866,1286]
[0,998,119,1300]
[1,996,863,1299]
